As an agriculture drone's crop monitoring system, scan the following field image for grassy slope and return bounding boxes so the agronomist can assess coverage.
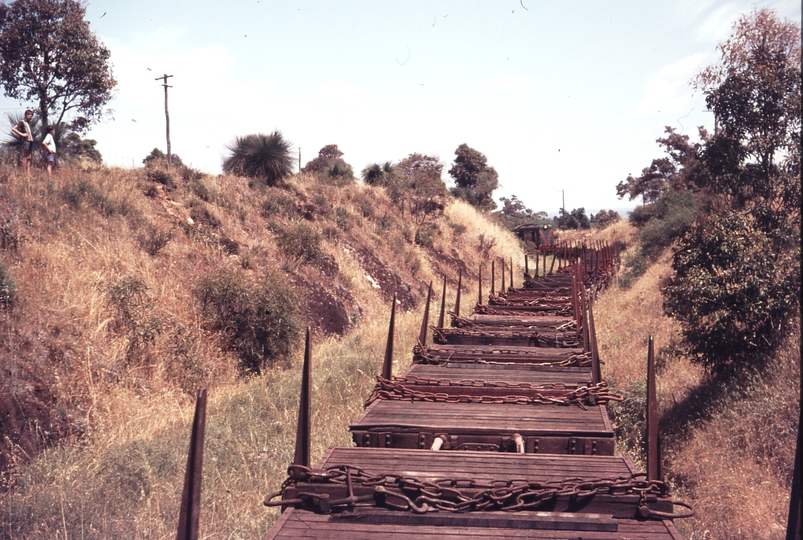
[595,225,800,540]
[0,164,522,538]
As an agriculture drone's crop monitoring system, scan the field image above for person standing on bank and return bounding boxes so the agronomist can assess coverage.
[11,110,34,177]
[42,126,56,177]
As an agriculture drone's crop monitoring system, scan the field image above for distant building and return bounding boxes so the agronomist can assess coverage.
[511,224,555,248]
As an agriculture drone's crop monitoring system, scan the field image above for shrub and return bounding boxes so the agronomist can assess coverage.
[0,261,16,308]
[142,148,184,168]
[188,178,211,201]
[222,132,294,186]
[195,268,300,373]
[326,159,355,186]
[146,169,176,190]
[334,207,351,231]
[414,223,438,247]
[261,192,297,220]
[136,225,172,256]
[60,179,119,216]
[103,277,163,363]
[663,210,800,375]
[269,221,322,264]
[619,189,698,288]
[188,200,220,228]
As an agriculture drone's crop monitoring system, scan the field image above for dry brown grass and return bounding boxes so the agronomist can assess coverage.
[592,226,799,539]
[0,163,524,538]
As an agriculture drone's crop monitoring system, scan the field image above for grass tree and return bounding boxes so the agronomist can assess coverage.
[223,131,294,186]
[361,161,398,186]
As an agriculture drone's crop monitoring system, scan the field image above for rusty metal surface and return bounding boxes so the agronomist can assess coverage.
[262,246,695,539]
[176,388,207,540]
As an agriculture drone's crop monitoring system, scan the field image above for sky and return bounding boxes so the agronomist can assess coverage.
[1,0,800,215]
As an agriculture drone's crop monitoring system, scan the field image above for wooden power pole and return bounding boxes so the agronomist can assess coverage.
[156,74,174,169]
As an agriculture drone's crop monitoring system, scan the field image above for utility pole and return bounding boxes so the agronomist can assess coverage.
[298,148,301,172]
[156,74,174,169]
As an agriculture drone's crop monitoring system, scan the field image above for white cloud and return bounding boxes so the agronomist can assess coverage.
[489,73,533,88]
[694,4,742,42]
[633,53,707,115]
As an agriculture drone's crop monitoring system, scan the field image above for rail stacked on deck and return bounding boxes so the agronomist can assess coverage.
[171,241,692,539]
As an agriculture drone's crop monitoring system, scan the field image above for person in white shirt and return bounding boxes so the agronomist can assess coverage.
[42,126,56,177]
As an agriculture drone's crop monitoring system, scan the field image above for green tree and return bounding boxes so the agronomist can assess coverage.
[389,153,448,226]
[494,195,549,230]
[0,0,116,134]
[617,127,708,204]
[663,9,800,375]
[554,207,590,229]
[590,209,621,229]
[301,144,343,173]
[60,132,102,164]
[223,132,294,186]
[663,210,799,374]
[143,148,183,168]
[449,143,499,211]
[693,8,800,221]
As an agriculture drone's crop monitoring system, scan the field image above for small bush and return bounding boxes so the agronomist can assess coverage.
[136,225,172,256]
[0,215,24,252]
[188,178,211,202]
[60,179,119,217]
[269,221,322,263]
[260,192,297,220]
[188,200,221,228]
[334,207,351,231]
[0,262,16,308]
[219,236,239,255]
[195,268,300,373]
[146,169,176,190]
[103,277,163,363]
[414,223,437,247]
[322,226,340,241]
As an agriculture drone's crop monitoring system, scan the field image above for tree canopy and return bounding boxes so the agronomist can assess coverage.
[387,153,447,226]
[302,144,343,173]
[0,0,116,134]
[449,144,499,211]
[553,208,590,230]
[617,126,707,204]
[663,8,800,376]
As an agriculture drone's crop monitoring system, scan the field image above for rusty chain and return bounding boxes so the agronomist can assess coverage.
[264,464,693,520]
[430,326,579,347]
[473,304,573,316]
[413,345,593,367]
[364,375,623,409]
[449,314,577,333]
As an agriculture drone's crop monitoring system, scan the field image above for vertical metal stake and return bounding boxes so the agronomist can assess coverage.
[418,282,433,347]
[477,264,483,306]
[381,294,397,380]
[454,269,462,319]
[176,388,207,540]
[646,336,661,482]
[437,275,447,329]
[294,329,312,468]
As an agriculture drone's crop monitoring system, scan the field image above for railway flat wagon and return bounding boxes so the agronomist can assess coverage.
[264,448,684,539]
[172,242,696,540]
